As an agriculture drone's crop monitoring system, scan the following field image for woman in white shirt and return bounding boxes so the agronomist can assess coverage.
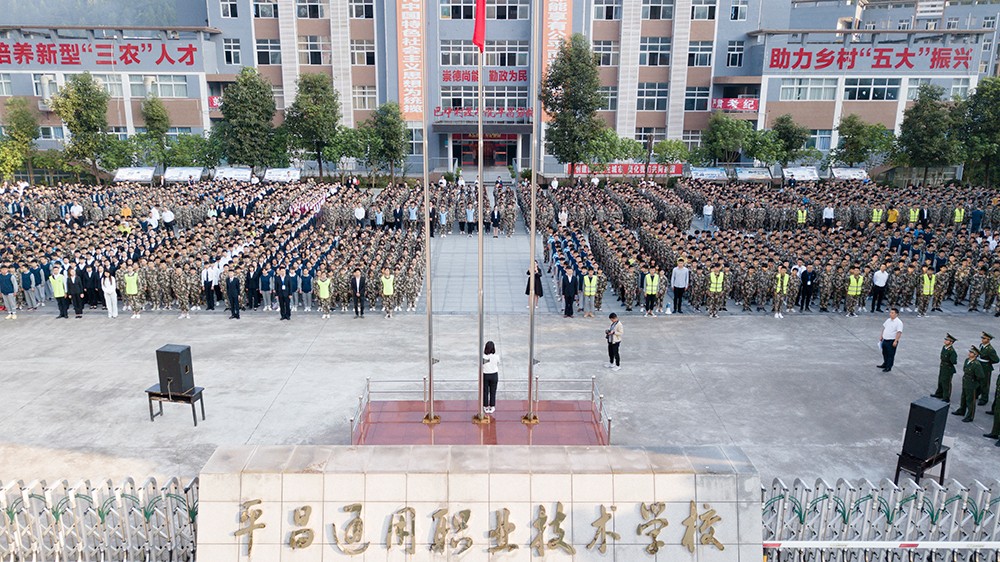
[100,270,118,319]
[482,341,499,414]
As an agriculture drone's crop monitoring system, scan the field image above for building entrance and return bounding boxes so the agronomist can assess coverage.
[452,134,518,167]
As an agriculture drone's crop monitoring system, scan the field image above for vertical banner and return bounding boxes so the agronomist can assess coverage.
[397,0,424,121]
[541,0,572,120]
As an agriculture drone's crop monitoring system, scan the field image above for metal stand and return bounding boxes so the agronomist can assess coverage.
[146,384,206,427]
[894,446,949,484]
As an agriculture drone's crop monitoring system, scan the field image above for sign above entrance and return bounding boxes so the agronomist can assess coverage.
[434,106,534,120]
[566,163,683,176]
[441,69,528,83]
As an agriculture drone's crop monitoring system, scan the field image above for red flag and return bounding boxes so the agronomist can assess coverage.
[472,0,486,52]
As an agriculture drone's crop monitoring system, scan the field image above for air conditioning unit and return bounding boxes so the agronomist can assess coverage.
[37,99,52,112]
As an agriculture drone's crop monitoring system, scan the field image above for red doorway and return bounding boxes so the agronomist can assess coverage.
[452,134,518,167]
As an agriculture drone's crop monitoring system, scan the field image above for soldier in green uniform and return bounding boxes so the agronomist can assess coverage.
[931,333,958,402]
[952,346,984,422]
[978,331,999,408]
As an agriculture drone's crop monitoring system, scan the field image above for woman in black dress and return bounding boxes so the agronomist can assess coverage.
[525,261,543,308]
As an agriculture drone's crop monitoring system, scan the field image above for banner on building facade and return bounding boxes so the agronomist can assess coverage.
[163,167,205,183]
[782,166,820,181]
[262,168,301,183]
[566,163,683,176]
[397,0,424,121]
[689,167,730,181]
[0,39,199,71]
[766,45,973,73]
[735,167,772,181]
[112,167,156,183]
[831,168,869,180]
[542,0,572,120]
[213,167,255,182]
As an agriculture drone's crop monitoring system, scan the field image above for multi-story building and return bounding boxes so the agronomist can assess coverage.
[0,0,997,175]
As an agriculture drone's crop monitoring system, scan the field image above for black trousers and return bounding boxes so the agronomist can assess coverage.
[56,296,69,317]
[672,287,685,312]
[352,294,365,316]
[278,294,291,319]
[881,340,897,370]
[608,342,620,366]
[483,373,498,407]
[71,293,84,315]
[871,285,885,312]
[229,295,240,318]
[204,281,215,310]
[645,294,656,312]
[798,286,813,309]
[564,295,575,316]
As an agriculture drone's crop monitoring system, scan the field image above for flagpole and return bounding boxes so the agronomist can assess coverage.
[522,0,541,425]
[421,0,439,425]
[473,2,489,425]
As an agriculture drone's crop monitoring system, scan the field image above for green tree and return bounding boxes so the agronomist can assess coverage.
[585,128,643,173]
[770,114,811,167]
[218,67,276,168]
[285,73,341,179]
[369,102,407,186]
[141,95,170,143]
[48,72,110,182]
[829,114,895,169]
[896,84,963,184]
[957,77,1000,187]
[744,129,783,167]
[0,141,24,181]
[165,134,221,168]
[702,112,752,164]
[3,97,40,182]
[540,33,604,180]
[265,124,292,168]
[322,127,367,182]
[97,136,137,170]
[653,139,690,165]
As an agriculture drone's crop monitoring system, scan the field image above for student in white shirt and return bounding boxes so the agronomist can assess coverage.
[482,341,500,414]
[878,308,903,372]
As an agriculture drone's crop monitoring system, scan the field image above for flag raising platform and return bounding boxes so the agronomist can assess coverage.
[349,378,611,446]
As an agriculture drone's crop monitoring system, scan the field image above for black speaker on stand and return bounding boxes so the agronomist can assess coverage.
[902,396,948,459]
[156,344,194,396]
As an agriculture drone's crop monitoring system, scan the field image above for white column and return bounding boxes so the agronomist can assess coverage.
[122,72,136,136]
[666,0,693,140]
[615,0,641,137]
[829,76,845,150]
[329,0,355,127]
[278,0,301,100]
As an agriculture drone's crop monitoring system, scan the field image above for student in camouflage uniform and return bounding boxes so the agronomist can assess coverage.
[706,263,725,318]
[754,265,771,312]
[968,265,988,312]
[741,266,757,311]
[174,266,192,319]
[984,264,1000,313]
[773,264,790,319]
[315,269,333,318]
[932,264,949,312]
[953,258,971,305]
[819,264,834,312]
[595,268,607,312]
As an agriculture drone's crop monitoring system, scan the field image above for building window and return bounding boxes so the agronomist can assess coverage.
[485,85,528,108]
[442,85,477,108]
[256,39,282,65]
[593,0,622,20]
[486,40,528,66]
[641,0,673,19]
[298,35,332,65]
[844,77,900,101]
[108,126,128,140]
[635,127,667,146]
[636,82,668,111]
[224,38,241,65]
[441,40,478,66]
[32,73,52,97]
[925,20,937,30]
[985,37,993,52]
[38,126,65,140]
[779,78,837,101]
[599,86,618,111]
[69,73,123,97]
[273,86,285,110]
[254,0,278,18]
[353,85,377,110]
[0,73,10,96]
[806,129,832,151]
[687,41,713,67]
[349,0,374,18]
[691,0,716,20]
[441,0,475,19]
[906,78,930,100]
[350,40,376,66]
[952,77,970,99]
[946,17,959,30]
[297,0,325,18]
[727,40,744,67]
[487,0,529,20]
[682,130,702,150]
[221,0,238,18]
[166,127,192,140]
[593,41,620,66]
[985,16,997,29]
[897,19,911,30]
[639,37,671,66]
[730,0,746,21]
[684,86,710,111]
[863,21,877,30]
[129,75,187,98]
[407,126,423,155]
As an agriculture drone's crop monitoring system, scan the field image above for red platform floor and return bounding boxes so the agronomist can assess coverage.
[353,400,608,446]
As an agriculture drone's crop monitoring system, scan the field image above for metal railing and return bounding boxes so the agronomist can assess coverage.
[350,376,612,444]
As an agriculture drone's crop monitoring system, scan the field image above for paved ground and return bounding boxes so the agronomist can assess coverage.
[2,226,999,487]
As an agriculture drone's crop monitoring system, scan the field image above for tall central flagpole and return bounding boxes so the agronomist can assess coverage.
[522,0,541,425]
[472,0,489,425]
[421,0,439,425]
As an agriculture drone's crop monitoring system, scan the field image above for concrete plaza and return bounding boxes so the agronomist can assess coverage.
[1,229,999,486]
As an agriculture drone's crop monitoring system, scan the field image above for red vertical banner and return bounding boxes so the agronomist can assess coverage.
[542,0,572,121]
[397,0,424,121]
[472,0,486,52]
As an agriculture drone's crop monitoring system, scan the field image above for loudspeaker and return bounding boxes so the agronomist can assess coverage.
[902,396,948,459]
[156,344,194,395]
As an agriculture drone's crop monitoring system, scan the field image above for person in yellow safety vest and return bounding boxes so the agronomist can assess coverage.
[644,270,660,317]
[871,207,884,224]
[954,206,965,224]
[796,208,807,229]
[845,266,864,318]
[380,267,395,318]
[773,265,790,319]
[123,265,142,319]
[315,269,333,319]
[908,208,920,224]
[886,206,899,225]
[49,264,70,319]
[917,266,936,318]
[707,263,725,319]
[583,268,598,318]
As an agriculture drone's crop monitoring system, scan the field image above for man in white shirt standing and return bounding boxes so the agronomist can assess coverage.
[822,204,835,228]
[871,264,889,313]
[670,258,690,314]
[702,203,714,230]
[878,308,903,372]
